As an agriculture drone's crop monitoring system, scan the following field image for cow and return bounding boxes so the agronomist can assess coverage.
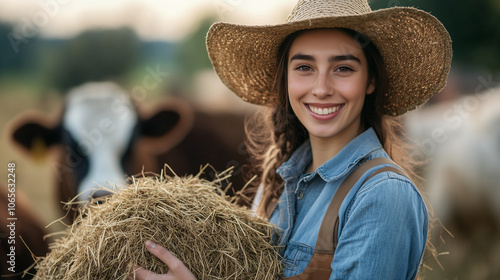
[404,86,500,279]
[8,81,250,221]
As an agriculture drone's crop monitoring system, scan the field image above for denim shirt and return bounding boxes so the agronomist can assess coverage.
[268,128,428,279]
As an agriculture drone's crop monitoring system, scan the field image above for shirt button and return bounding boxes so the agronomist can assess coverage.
[297,191,304,200]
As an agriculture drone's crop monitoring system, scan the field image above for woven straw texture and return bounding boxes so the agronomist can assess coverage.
[206,0,452,116]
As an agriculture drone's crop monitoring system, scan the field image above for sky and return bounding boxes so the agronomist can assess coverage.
[0,0,295,41]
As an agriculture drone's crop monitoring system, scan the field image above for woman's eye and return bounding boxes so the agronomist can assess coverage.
[336,66,354,72]
[296,65,312,72]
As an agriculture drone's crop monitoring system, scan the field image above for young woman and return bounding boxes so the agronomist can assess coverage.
[129,0,452,279]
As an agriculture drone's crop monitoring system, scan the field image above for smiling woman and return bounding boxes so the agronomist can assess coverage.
[131,0,452,279]
[286,29,375,170]
[242,26,433,279]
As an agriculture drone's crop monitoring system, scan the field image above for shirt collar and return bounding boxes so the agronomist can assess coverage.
[276,139,312,181]
[277,127,384,182]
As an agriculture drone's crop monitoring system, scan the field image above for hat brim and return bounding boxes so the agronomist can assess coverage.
[206,7,452,116]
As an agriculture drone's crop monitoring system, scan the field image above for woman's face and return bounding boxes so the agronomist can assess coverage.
[287,29,375,143]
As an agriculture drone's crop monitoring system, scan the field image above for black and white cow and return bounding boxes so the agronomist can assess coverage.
[9,82,249,219]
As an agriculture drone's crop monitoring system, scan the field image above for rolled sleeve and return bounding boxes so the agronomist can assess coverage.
[330,172,428,280]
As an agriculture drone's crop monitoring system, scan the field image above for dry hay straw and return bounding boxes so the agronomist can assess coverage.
[34,167,282,279]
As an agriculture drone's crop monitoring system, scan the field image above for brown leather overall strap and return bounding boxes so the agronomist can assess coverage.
[283,157,408,280]
[315,157,407,253]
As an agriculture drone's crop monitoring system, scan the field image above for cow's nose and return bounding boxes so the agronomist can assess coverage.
[91,190,114,200]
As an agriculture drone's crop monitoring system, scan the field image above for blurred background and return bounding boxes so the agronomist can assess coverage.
[0,0,499,279]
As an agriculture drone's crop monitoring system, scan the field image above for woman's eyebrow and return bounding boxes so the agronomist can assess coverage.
[290,53,361,63]
[329,54,361,63]
[290,53,314,62]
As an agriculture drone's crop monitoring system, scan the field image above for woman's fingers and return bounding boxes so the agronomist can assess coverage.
[145,240,180,270]
[127,241,196,280]
[144,240,196,280]
[128,265,162,280]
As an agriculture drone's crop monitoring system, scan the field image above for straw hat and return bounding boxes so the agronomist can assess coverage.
[206,0,452,116]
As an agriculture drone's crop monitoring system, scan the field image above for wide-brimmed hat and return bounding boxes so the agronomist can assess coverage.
[206,0,452,116]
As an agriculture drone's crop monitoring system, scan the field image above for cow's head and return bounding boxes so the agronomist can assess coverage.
[8,82,194,202]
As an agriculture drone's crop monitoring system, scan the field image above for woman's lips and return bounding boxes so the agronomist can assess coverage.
[306,103,344,120]
[307,104,343,115]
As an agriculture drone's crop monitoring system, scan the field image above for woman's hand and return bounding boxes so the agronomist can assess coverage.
[128,240,196,280]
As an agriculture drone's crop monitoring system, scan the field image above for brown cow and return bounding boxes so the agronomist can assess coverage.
[8,82,250,221]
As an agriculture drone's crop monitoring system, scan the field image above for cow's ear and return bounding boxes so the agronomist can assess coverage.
[137,98,194,154]
[140,110,181,138]
[8,112,61,159]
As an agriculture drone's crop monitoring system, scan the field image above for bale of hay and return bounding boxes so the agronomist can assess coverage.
[34,169,282,279]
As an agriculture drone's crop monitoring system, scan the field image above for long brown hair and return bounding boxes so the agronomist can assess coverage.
[245,28,423,218]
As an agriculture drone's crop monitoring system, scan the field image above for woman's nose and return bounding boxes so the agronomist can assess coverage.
[311,73,334,99]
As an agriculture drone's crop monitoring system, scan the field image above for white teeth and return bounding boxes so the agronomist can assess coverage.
[308,105,341,115]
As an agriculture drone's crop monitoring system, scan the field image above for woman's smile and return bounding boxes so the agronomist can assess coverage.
[306,103,344,119]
